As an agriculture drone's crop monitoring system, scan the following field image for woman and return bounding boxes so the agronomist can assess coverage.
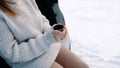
[0,0,89,68]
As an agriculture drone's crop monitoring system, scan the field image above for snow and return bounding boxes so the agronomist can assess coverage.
[59,0,120,68]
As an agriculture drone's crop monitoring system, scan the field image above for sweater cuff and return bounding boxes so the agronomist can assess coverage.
[44,31,56,45]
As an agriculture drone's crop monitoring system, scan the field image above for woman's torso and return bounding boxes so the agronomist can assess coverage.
[0,0,45,43]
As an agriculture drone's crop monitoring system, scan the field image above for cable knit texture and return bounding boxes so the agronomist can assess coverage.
[0,0,62,68]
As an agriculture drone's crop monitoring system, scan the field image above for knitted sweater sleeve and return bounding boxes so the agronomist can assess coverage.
[42,15,53,32]
[0,16,56,63]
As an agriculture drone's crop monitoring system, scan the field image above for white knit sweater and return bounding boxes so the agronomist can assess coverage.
[0,0,63,68]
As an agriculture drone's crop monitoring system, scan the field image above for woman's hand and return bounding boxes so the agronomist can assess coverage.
[52,27,67,41]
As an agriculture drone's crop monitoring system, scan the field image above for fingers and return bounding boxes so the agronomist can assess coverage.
[52,30,61,41]
[52,27,67,41]
[54,31,65,41]
[61,27,67,40]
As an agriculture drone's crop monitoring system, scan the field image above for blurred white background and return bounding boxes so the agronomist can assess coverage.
[59,0,120,68]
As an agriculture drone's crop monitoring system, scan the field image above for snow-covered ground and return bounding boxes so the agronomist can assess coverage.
[59,0,120,68]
